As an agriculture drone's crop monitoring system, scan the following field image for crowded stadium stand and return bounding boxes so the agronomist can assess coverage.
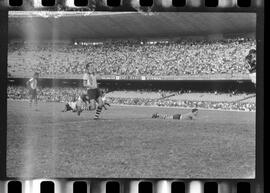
[8,37,255,79]
[7,11,256,111]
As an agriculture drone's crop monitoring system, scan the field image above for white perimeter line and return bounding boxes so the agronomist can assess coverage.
[7,99,255,113]
[110,104,255,113]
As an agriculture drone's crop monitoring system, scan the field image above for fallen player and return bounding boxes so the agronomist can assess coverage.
[62,93,110,116]
[151,108,199,120]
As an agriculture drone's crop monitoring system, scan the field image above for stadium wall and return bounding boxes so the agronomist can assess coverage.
[8,78,255,93]
[9,73,250,81]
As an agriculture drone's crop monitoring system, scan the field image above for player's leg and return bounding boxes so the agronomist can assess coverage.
[80,94,91,111]
[33,89,38,111]
[87,89,97,111]
[94,94,104,120]
[29,89,33,108]
[76,104,83,116]
[89,99,96,110]
[101,100,110,110]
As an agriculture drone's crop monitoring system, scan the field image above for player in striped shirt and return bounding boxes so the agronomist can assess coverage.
[26,72,39,110]
[151,108,199,120]
[245,49,256,86]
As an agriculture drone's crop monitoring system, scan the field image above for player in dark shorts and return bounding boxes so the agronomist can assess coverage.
[83,64,105,119]
[26,72,39,110]
[152,108,199,120]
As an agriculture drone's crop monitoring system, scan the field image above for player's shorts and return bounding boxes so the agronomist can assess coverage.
[172,113,181,120]
[87,88,100,100]
[249,73,256,84]
[29,88,37,99]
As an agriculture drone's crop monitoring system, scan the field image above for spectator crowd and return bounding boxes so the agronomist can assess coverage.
[8,38,255,77]
[7,86,255,112]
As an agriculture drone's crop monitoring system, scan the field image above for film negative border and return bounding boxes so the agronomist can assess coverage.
[0,1,264,193]
[0,179,262,193]
[0,0,264,11]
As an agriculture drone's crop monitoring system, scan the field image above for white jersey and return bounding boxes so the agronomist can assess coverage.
[83,73,98,89]
[249,72,256,84]
[68,101,77,110]
[28,78,37,89]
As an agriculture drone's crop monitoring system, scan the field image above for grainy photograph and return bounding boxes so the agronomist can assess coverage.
[7,11,256,178]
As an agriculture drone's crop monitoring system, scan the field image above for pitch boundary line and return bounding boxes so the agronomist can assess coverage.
[7,99,255,113]
[110,104,255,113]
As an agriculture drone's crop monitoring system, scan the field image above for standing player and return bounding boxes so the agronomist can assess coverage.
[151,108,199,120]
[26,72,39,111]
[245,49,256,86]
[83,64,104,120]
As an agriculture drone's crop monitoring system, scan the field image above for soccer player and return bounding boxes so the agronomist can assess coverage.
[151,108,199,120]
[83,64,104,119]
[61,97,78,113]
[26,72,39,110]
[245,49,256,86]
[61,95,86,114]
[62,93,110,116]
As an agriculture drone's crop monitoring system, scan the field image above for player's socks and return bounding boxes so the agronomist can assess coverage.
[94,106,102,120]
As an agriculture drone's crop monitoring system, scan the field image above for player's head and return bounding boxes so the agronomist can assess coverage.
[89,66,96,75]
[85,64,95,75]
[84,64,90,73]
[249,49,256,57]
[192,108,199,115]
[33,72,39,78]
[249,49,256,55]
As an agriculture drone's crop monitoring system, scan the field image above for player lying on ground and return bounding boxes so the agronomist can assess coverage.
[151,108,199,120]
[61,93,110,116]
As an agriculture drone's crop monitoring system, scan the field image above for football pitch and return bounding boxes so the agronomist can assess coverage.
[7,100,255,179]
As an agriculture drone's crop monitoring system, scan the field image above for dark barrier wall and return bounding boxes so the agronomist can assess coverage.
[7,78,255,93]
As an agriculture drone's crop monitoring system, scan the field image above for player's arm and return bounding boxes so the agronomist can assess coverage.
[83,79,88,87]
[26,79,31,88]
[82,73,89,87]
[244,56,251,72]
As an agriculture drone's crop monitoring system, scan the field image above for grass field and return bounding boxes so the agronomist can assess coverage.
[7,100,255,179]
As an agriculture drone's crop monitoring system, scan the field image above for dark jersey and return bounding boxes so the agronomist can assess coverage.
[245,54,256,73]
[172,113,181,120]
